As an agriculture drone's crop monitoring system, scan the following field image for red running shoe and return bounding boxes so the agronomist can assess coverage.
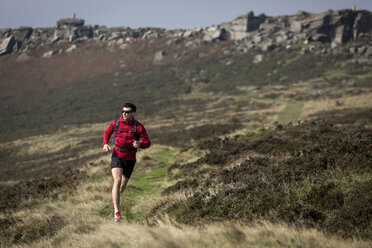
[114,211,121,222]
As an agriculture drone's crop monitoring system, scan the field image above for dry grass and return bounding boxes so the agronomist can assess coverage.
[301,92,372,119]
[25,221,371,248]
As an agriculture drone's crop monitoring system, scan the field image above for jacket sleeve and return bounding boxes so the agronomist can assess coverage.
[103,121,116,146]
[138,124,151,149]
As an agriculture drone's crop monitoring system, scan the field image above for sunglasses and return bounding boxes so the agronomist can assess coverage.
[122,110,133,114]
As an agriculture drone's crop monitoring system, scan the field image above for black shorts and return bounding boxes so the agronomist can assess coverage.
[111,154,136,179]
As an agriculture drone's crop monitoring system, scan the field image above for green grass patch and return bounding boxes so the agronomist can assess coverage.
[324,69,351,79]
[152,148,180,164]
[277,101,303,125]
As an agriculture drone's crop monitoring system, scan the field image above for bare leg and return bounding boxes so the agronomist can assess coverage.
[120,174,130,193]
[111,168,123,212]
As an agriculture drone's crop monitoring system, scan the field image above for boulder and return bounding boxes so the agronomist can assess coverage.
[143,30,159,39]
[182,28,202,38]
[290,21,302,33]
[182,30,193,38]
[65,44,77,53]
[108,32,122,40]
[41,50,57,58]
[203,27,228,42]
[223,12,266,40]
[259,20,280,34]
[253,34,262,43]
[13,27,33,41]
[185,39,203,48]
[261,42,277,52]
[53,25,93,43]
[334,25,346,44]
[0,36,16,55]
[54,28,78,42]
[119,44,129,50]
[247,12,266,32]
[153,51,167,64]
[0,28,11,39]
[253,54,263,63]
[57,18,85,28]
[16,53,30,62]
[365,46,372,56]
[77,26,93,39]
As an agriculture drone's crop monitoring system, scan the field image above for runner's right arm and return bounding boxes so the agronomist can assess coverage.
[103,121,116,151]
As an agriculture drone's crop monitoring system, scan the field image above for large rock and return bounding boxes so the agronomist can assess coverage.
[259,20,280,35]
[203,27,228,42]
[53,25,93,43]
[289,9,358,44]
[13,27,33,41]
[0,35,16,55]
[0,28,11,39]
[353,11,372,39]
[41,50,57,58]
[290,21,302,33]
[223,11,266,40]
[57,18,85,28]
[65,44,77,53]
[153,50,167,64]
[247,12,266,32]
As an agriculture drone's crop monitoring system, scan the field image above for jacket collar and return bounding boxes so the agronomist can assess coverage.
[120,115,135,124]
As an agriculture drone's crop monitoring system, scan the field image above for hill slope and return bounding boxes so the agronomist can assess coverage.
[0,8,371,247]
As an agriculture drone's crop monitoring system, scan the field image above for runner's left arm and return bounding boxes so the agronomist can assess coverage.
[138,125,151,149]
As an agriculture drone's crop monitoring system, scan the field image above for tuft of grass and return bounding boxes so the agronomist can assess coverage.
[51,221,371,248]
[0,215,65,246]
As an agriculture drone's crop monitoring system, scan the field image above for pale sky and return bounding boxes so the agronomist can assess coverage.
[1,0,371,30]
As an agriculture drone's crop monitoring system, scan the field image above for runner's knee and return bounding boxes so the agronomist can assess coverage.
[113,178,121,186]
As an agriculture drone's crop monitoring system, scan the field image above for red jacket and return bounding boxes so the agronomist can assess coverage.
[103,116,151,160]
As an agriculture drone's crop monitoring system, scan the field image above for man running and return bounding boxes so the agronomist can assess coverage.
[103,102,151,222]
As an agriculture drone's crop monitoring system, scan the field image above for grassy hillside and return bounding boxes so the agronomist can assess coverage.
[1,37,371,142]
[0,119,371,247]
[0,29,371,247]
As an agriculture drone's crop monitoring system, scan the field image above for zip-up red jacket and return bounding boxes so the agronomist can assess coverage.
[103,116,151,160]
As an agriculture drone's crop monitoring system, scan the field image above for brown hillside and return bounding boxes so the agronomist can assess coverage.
[0,36,232,98]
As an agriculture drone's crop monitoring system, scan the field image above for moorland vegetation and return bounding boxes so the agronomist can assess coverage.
[0,9,371,247]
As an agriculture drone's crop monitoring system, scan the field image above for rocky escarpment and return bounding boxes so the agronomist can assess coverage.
[0,8,371,58]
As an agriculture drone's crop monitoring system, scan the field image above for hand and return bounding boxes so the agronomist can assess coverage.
[103,144,111,152]
[133,141,140,148]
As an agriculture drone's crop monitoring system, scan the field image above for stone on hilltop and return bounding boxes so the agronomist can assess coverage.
[0,36,16,55]
[13,27,33,41]
[57,18,85,28]
[203,27,228,42]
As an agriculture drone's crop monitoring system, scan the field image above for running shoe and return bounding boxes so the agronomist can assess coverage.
[114,211,121,222]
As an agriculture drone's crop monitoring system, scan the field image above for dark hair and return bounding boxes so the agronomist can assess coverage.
[123,102,136,112]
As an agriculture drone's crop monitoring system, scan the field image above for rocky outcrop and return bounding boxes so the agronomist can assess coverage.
[0,9,371,57]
